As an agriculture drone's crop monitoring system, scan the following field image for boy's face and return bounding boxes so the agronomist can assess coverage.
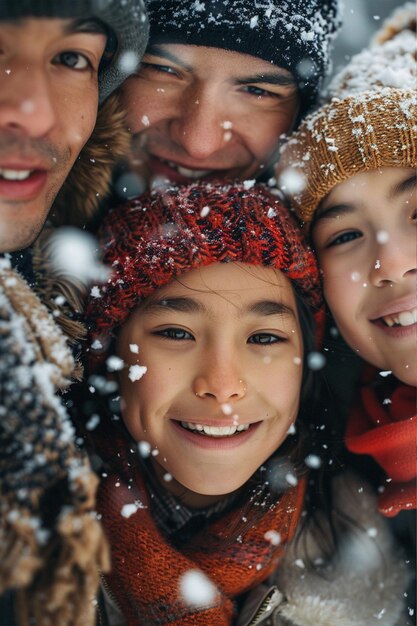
[121,44,299,188]
[117,262,303,507]
[313,167,416,386]
[0,18,106,252]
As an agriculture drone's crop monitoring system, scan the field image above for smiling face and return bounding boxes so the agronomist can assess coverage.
[313,167,416,386]
[0,18,106,252]
[116,262,303,507]
[121,44,300,187]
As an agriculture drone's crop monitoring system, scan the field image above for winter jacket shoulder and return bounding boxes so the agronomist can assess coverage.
[238,471,410,626]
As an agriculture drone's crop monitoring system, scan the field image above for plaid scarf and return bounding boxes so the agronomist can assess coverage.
[95,423,306,626]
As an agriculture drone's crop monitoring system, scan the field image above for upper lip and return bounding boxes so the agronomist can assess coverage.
[369,295,417,320]
[0,160,48,171]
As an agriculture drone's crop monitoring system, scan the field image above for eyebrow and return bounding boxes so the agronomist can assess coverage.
[389,172,416,199]
[315,172,417,225]
[64,18,108,36]
[144,296,296,318]
[236,72,297,88]
[314,202,354,223]
[145,45,296,87]
[145,45,192,71]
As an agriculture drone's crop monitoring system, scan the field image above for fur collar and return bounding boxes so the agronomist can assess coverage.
[48,91,130,228]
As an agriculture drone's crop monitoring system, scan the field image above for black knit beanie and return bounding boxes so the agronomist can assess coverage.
[147,0,342,115]
[0,0,149,103]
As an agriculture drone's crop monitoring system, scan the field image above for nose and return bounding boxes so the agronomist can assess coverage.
[0,65,57,138]
[169,89,232,161]
[193,357,247,404]
[369,232,416,287]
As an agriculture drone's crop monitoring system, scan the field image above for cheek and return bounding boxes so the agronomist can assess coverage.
[263,362,302,414]
[122,81,170,130]
[245,124,280,160]
[62,93,98,160]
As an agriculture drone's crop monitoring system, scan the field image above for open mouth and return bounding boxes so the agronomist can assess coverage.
[158,158,213,180]
[376,307,417,328]
[179,421,251,437]
[0,167,35,181]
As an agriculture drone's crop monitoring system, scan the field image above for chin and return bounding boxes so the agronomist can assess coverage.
[393,367,417,387]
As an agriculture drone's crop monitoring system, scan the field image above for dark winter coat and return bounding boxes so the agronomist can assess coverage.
[0,92,130,626]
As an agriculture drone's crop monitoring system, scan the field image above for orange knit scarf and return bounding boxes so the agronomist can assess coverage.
[95,429,306,626]
[346,372,416,517]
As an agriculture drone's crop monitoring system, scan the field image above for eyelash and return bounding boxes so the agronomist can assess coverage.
[248,333,286,345]
[140,62,178,77]
[154,328,193,341]
[53,51,92,71]
[326,230,362,248]
[139,63,283,101]
[154,328,286,345]
[242,85,280,99]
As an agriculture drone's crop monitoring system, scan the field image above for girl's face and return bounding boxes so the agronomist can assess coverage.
[117,262,303,507]
[313,167,416,386]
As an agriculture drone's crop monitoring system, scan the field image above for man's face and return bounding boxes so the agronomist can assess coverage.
[313,167,416,386]
[121,44,299,187]
[116,263,303,508]
[0,18,106,252]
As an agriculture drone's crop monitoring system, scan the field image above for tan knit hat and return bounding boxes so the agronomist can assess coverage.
[277,2,417,227]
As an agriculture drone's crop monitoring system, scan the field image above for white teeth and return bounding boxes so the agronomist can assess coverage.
[166,161,211,179]
[180,421,250,437]
[0,168,32,181]
[397,310,416,326]
[381,307,417,328]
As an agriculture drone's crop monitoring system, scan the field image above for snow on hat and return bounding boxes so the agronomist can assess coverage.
[147,0,342,114]
[0,0,149,103]
[87,182,322,350]
[277,2,417,226]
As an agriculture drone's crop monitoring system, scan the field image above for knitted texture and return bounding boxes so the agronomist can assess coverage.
[0,261,109,626]
[96,421,307,626]
[87,182,322,350]
[147,0,342,114]
[0,0,149,102]
[346,373,417,517]
[277,2,417,225]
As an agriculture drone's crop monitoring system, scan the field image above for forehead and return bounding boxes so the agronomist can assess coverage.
[147,43,295,80]
[0,16,104,38]
[151,262,297,306]
[322,167,416,208]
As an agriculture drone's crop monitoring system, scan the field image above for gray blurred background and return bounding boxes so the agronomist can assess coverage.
[330,0,410,77]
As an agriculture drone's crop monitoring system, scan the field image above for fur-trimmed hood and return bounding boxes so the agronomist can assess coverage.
[48,91,130,229]
[32,91,130,345]
[238,472,410,626]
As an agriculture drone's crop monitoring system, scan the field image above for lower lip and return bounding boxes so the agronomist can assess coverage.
[373,320,417,339]
[170,420,261,450]
[0,171,47,201]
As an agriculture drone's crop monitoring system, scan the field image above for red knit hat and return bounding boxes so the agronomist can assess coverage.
[87,182,322,350]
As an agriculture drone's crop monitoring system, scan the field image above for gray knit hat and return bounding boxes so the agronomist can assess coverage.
[147,0,342,115]
[0,0,149,103]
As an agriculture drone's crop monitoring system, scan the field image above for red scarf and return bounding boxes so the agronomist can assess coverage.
[95,426,306,626]
[345,371,416,517]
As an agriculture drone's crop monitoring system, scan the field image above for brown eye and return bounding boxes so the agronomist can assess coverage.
[248,333,285,345]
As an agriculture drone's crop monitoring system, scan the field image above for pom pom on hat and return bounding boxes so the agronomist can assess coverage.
[277,2,417,226]
[87,182,322,351]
